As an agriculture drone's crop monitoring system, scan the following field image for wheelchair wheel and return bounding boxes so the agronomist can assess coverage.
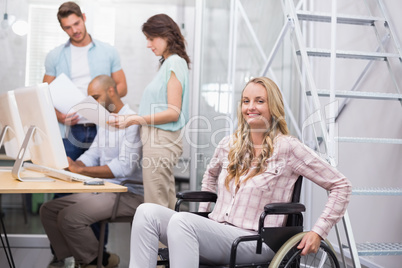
[268,232,339,268]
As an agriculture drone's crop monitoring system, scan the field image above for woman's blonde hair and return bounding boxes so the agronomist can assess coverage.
[225,77,289,190]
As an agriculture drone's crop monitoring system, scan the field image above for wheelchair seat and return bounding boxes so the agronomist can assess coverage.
[157,176,340,268]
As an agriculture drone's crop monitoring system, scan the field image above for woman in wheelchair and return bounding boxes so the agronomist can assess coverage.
[129,77,352,268]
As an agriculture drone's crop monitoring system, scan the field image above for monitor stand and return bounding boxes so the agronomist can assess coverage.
[0,125,11,154]
[0,125,14,171]
[11,125,54,182]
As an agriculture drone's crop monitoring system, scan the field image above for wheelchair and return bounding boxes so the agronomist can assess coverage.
[157,176,340,268]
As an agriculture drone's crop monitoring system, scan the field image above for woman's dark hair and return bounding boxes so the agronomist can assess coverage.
[142,14,190,68]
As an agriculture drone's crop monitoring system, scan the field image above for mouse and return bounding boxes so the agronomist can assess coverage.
[83,178,105,185]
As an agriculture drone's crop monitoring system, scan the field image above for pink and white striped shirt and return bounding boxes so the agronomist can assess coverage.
[199,134,352,239]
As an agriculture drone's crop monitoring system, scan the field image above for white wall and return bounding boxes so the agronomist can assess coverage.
[0,0,28,93]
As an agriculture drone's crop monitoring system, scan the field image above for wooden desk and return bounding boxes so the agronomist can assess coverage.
[0,170,127,194]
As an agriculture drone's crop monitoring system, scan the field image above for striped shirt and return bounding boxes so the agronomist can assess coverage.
[199,134,352,239]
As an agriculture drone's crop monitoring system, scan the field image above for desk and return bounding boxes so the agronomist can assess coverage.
[0,170,127,194]
[0,170,127,268]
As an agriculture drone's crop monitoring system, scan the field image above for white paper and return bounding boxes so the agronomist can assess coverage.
[48,73,86,115]
[72,96,112,130]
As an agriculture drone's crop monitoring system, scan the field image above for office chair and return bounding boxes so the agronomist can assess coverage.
[97,179,143,268]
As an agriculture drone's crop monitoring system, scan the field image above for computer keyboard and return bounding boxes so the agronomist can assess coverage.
[23,162,102,183]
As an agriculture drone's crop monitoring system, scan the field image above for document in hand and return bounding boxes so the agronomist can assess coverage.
[74,96,112,130]
[48,73,86,115]
[48,74,113,129]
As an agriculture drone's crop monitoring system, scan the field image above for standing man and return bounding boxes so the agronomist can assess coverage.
[40,75,143,268]
[43,2,127,266]
[43,1,127,160]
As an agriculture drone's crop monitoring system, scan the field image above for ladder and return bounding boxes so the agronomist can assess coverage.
[260,0,402,267]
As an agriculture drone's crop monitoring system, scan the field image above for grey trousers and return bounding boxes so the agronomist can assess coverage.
[140,126,183,209]
[40,192,143,264]
[129,203,274,268]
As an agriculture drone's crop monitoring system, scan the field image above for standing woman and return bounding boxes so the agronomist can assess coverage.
[109,14,190,209]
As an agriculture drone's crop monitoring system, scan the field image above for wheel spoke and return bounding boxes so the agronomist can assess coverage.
[268,233,339,268]
[318,251,328,268]
[282,245,337,268]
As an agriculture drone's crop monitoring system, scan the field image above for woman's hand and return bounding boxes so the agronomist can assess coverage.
[297,231,322,256]
[107,114,144,128]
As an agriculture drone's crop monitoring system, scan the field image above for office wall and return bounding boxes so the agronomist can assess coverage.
[0,0,28,93]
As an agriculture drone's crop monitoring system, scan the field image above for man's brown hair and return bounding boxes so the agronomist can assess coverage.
[57,2,83,23]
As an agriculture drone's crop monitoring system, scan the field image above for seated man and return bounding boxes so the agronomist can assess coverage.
[40,75,143,268]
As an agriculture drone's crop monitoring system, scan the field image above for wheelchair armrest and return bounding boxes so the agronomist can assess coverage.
[255,203,306,254]
[175,191,217,212]
[264,202,305,215]
[258,203,305,235]
[176,191,217,203]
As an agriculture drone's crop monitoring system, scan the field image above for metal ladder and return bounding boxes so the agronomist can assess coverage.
[260,0,402,267]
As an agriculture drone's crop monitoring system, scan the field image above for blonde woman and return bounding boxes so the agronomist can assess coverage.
[128,77,352,267]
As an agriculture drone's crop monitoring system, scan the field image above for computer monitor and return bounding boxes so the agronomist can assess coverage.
[0,91,30,161]
[11,83,68,181]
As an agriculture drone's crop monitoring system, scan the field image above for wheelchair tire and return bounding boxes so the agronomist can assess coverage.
[268,232,340,268]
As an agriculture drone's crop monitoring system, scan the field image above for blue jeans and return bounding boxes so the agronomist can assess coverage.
[63,124,98,161]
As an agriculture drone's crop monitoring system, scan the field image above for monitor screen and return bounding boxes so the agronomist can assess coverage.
[13,83,68,170]
[0,91,29,160]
